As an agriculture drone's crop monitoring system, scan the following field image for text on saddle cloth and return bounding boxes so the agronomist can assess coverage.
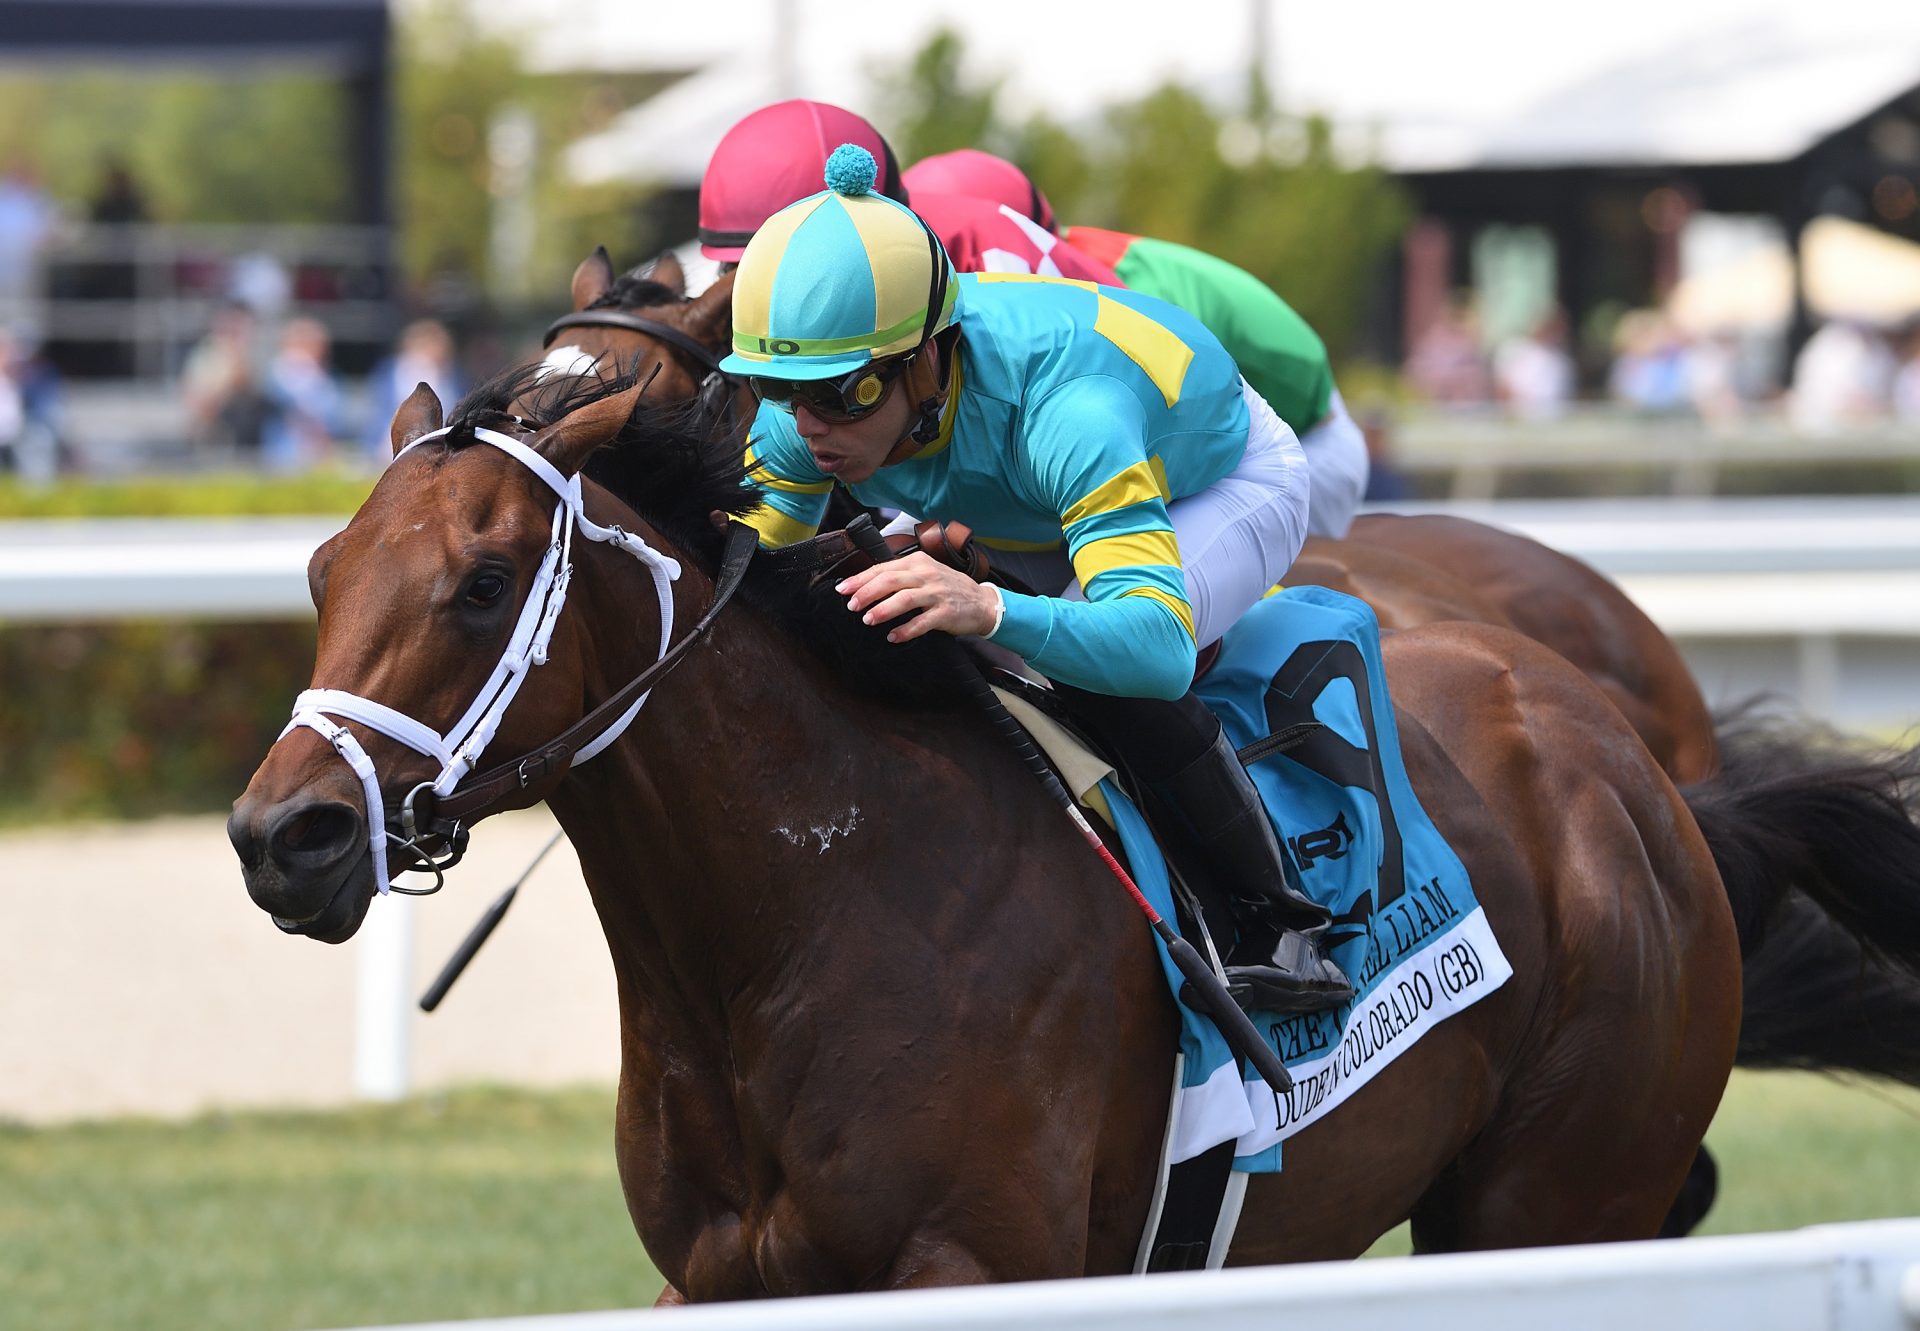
[1102,585,1511,1174]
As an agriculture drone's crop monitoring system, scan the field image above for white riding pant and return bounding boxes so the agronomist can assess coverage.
[1298,387,1368,538]
[974,380,1311,650]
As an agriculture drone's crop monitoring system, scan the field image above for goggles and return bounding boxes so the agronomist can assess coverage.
[750,353,916,423]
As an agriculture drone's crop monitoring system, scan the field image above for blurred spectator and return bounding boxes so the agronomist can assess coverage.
[262,317,346,471]
[1789,320,1896,435]
[88,157,150,226]
[0,156,58,320]
[229,251,292,318]
[1889,325,1920,424]
[1359,406,1415,503]
[363,318,464,464]
[1492,308,1574,421]
[1608,310,1690,415]
[2,327,66,480]
[85,157,151,309]
[181,301,269,456]
[1683,329,1745,427]
[0,332,22,467]
[1405,296,1491,407]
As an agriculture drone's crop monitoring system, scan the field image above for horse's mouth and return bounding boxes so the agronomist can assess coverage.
[268,856,375,944]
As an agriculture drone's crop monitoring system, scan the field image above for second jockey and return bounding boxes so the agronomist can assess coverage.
[903,148,1371,539]
[721,145,1353,1014]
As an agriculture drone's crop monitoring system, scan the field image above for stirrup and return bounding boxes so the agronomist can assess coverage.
[1223,930,1353,1014]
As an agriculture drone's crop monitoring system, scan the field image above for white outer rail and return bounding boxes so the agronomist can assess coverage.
[318,1219,1920,1331]
[6,501,1920,630]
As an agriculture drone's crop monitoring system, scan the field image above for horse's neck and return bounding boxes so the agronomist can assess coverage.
[541,524,953,1011]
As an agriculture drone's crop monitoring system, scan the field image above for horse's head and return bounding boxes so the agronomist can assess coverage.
[543,247,740,427]
[229,371,661,942]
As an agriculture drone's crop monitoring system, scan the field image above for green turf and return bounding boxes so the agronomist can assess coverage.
[0,1086,658,1331]
[2,1072,1914,1330]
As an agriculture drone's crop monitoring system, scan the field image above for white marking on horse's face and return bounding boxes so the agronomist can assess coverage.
[772,807,862,855]
[539,344,598,379]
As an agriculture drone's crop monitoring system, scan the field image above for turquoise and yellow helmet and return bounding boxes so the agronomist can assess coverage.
[721,144,959,382]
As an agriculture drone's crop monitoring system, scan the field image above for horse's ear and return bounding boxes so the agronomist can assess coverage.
[683,267,734,346]
[648,249,685,297]
[571,246,616,311]
[531,379,644,476]
[390,382,444,457]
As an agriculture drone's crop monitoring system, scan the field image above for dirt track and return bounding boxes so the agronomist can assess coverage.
[0,808,620,1123]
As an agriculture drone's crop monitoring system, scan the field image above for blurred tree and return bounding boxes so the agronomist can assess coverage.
[395,0,524,296]
[0,73,346,222]
[1009,112,1094,224]
[870,28,1001,166]
[397,0,681,317]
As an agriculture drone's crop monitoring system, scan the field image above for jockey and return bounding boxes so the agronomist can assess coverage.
[719,144,1352,1014]
[903,148,1370,539]
[699,101,1122,287]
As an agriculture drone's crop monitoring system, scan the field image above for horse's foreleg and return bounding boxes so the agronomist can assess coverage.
[652,1283,688,1307]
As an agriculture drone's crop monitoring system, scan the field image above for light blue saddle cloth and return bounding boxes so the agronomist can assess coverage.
[1102,586,1511,1173]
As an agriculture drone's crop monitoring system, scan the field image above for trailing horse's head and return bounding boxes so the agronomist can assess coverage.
[228,370,656,942]
[542,247,740,428]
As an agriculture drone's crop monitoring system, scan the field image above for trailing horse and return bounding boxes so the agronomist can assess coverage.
[231,369,1920,1297]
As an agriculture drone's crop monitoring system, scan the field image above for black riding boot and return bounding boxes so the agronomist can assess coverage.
[1151,726,1354,1012]
[1052,685,1353,1014]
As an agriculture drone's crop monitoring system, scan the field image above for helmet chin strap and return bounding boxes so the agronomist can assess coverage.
[882,338,956,466]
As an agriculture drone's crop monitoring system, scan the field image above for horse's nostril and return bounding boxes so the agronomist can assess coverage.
[268,801,362,868]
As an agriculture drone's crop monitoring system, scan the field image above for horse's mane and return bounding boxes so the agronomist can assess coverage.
[585,272,682,313]
[442,364,962,706]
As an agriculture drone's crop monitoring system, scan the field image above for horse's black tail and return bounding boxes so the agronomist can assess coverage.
[1681,713,1920,1081]
[1736,889,1920,1084]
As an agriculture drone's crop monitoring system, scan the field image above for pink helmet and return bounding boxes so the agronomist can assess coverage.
[698,100,907,261]
[901,148,1055,235]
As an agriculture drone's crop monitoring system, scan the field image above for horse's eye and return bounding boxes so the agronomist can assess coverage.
[467,572,509,608]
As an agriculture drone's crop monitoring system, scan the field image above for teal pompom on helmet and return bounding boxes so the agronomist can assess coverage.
[823,143,878,196]
[722,143,959,380]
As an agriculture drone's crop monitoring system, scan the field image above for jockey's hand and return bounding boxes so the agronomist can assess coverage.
[837,551,1000,643]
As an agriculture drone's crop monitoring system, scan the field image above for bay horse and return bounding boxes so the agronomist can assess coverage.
[230,367,1920,1298]
[549,249,1719,784]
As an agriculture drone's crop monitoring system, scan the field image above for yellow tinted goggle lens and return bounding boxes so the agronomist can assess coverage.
[751,358,908,422]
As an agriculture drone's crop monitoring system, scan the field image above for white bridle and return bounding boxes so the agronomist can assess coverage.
[278,424,682,894]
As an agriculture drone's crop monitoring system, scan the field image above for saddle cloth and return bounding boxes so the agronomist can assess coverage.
[1076,586,1513,1174]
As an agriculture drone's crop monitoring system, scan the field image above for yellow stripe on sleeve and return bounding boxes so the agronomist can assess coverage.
[1094,296,1193,407]
[1062,457,1170,528]
[745,444,833,495]
[1071,529,1183,585]
[742,502,820,550]
[1122,586,1197,641]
